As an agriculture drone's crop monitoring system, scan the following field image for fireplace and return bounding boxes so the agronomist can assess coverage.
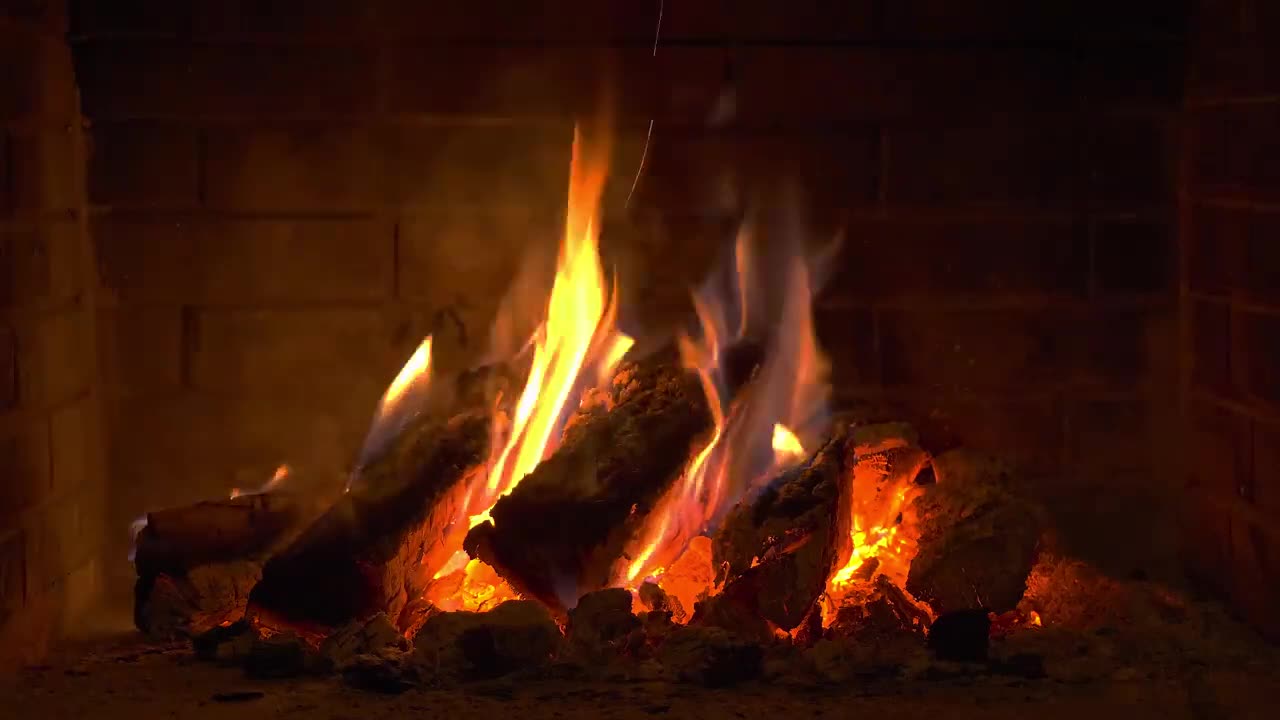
[3,0,1279,713]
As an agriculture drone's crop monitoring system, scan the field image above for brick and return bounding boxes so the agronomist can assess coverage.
[882,0,1080,43]
[886,120,1082,209]
[823,217,1087,302]
[814,307,878,388]
[378,124,571,210]
[1239,208,1280,305]
[1191,300,1231,392]
[106,392,367,516]
[187,307,409,400]
[1254,418,1280,518]
[623,128,879,214]
[1235,310,1280,407]
[0,531,24,611]
[398,209,558,310]
[1227,516,1280,639]
[599,212,733,328]
[878,308,1157,390]
[72,0,190,35]
[0,31,77,124]
[49,398,98,497]
[95,216,395,302]
[0,324,15,409]
[1093,221,1175,295]
[0,423,51,524]
[1064,394,1177,475]
[6,131,78,212]
[379,0,694,44]
[1,221,82,307]
[24,493,104,596]
[2,0,66,27]
[1189,204,1244,295]
[1195,103,1280,192]
[738,48,1076,127]
[840,390,1062,474]
[192,0,378,37]
[1187,46,1280,102]
[204,127,382,211]
[388,46,730,125]
[95,306,182,391]
[732,0,877,42]
[1086,115,1175,211]
[1189,397,1251,499]
[88,122,198,208]
[15,308,88,408]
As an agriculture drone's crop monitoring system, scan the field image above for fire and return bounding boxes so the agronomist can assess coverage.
[614,228,832,600]
[772,424,805,464]
[230,464,291,499]
[381,336,433,418]
[823,443,930,622]
[352,336,436,485]
[422,126,632,611]
[1029,610,1043,627]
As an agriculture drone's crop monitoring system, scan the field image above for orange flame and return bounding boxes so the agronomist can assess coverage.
[614,227,831,598]
[823,443,930,622]
[380,336,433,419]
[230,464,291,499]
[422,126,632,611]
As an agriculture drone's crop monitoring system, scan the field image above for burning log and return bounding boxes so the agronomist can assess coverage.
[693,427,855,639]
[698,422,932,639]
[464,348,714,615]
[248,364,516,633]
[905,448,1044,616]
[133,489,332,638]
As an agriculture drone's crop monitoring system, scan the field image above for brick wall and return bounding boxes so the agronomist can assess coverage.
[2,0,109,668]
[70,0,1188,606]
[1181,0,1280,639]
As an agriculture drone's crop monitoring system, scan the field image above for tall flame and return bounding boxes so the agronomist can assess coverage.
[424,126,632,609]
[615,226,832,597]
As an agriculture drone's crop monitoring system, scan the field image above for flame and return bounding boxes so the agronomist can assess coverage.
[382,337,433,417]
[772,424,805,464]
[614,227,831,601]
[352,336,436,484]
[422,126,632,611]
[230,464,291,499]
[1029,610,1043,627]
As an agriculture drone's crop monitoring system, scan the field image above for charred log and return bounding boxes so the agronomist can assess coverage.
[464,349,713,616]
[248,365,516,632]
[905,449,1043,616]
[695,427,855,636]
[133,489,333,638]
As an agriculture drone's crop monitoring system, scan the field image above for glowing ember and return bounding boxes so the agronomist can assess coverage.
[1029,610,1043,627]
[614,227,832,604]
[823,438,931,623]
[422,126,632,612]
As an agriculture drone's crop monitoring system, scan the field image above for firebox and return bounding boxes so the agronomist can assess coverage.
[3,0,1279,715]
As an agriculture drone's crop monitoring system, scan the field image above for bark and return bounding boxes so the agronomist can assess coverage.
[248,364,516,632]
[464,349,713,616]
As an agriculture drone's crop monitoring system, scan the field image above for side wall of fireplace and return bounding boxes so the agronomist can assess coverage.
[70,1,1187,603]
[1181,0,1280,639]
[1,0,110,667]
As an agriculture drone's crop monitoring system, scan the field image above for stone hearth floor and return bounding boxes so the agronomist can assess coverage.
[4,633,1278,720]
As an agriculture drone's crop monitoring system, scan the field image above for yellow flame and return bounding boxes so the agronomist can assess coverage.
[381,336,432,418]
[771,424,805,463]
[422,125,631,611]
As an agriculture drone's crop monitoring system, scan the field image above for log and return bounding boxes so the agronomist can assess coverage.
[135,561,263,639]
[694,427,854,638]
[464,348,713,615]
[133,492,313,577]
[133,479,340,638]
[698,422,931,637]
[248,364,516,632]
[905,448,1044,615]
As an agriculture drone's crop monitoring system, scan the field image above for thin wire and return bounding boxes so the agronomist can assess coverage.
[624,0,663,209]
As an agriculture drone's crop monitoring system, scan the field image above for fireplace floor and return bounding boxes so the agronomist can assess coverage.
[6,632,1277,720]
